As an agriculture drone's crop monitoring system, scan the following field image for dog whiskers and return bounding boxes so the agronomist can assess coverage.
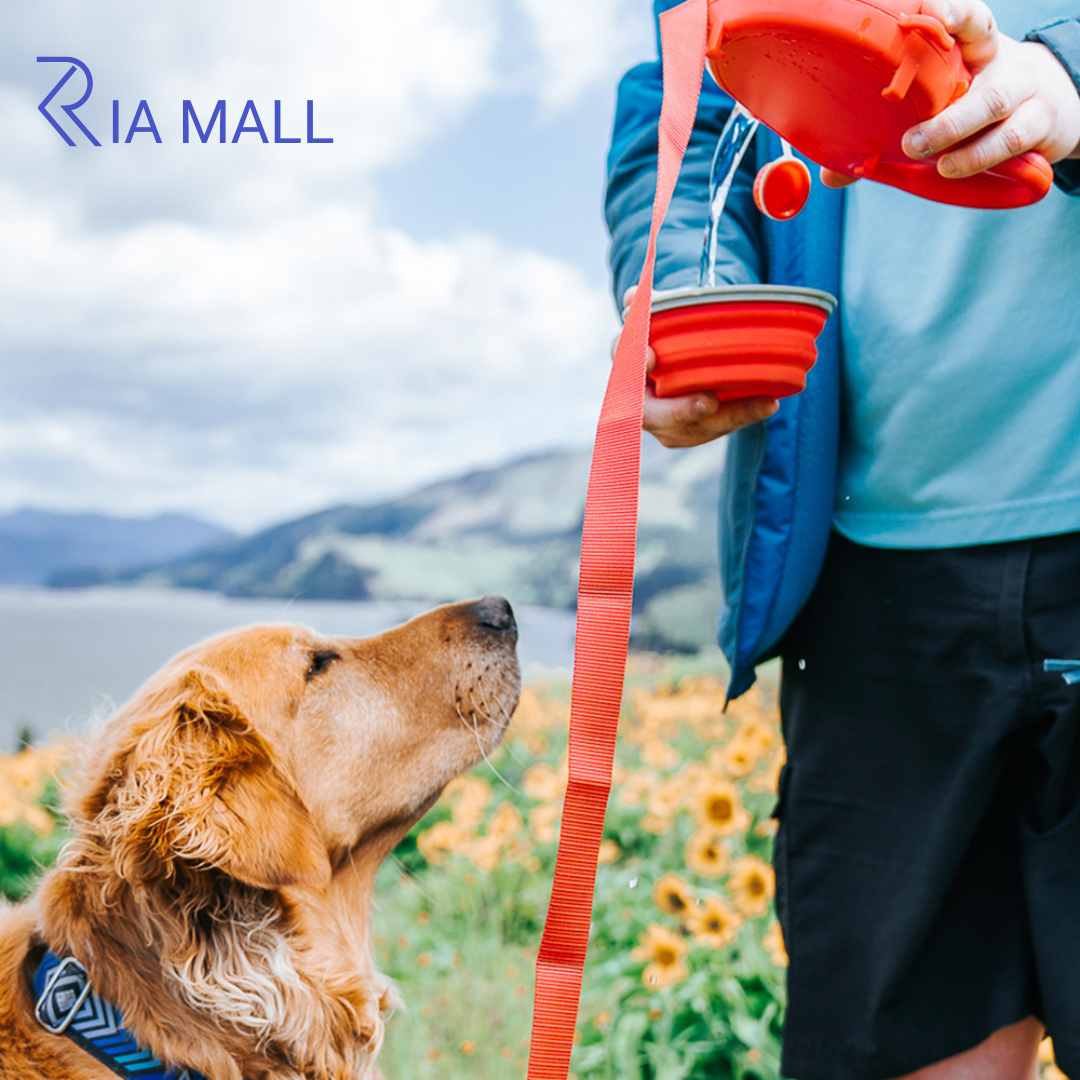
[497,730,531,768]
[386,855,437,904]
[454,698,519,794]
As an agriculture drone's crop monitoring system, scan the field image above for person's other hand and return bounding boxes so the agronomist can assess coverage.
[820,0,1080,189]
[619,286,779,448]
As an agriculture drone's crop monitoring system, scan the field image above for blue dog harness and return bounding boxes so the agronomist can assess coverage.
[33,951,210,1080]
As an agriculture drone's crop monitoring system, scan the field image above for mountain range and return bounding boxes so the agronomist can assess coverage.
[17,441,728,651]
[0,509,233,587]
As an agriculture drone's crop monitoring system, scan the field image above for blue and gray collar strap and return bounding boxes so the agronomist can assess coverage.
[33,951,210,1080]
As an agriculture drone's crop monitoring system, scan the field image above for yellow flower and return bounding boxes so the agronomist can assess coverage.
[725,685,765,723]
[416,821,471,865]
[715,736,760,778]
[750,747,786,795]
[511,686,569,733]
[685,829,730,879]
[634,673,729,745]
[488,801,523,839]
[0,788,22,827]
[691,777,751,836]
[641,739,681,770]
[529,802,560,844]
[640,814,675,836]
[763,920,788,967]
[653,873,694,919]
[20,803,55,837]
[647,774,690,820]
[598,838,621,865]
[679,761,710,787]
[631,923,689,989]
[522,762,567,803]
[616,769,655,808]
[468,834,503,873]
[448,776,492,829]
[729,854,775,917]
[442,775,469,798]
[735,719,779,755]
[516,730,551,757]
[687,894,741,948]
[0,751,46,798]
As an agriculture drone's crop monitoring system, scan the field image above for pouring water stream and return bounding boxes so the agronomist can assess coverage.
[700,103,759,287]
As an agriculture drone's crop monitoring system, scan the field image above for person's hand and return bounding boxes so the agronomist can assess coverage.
[619,287,779,448]
[820,0,1080,189]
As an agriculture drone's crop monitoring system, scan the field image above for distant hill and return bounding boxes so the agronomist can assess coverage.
[0,509,234,587]
[100,441,728,651]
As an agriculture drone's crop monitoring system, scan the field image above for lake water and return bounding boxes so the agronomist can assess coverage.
[0,587,577,751]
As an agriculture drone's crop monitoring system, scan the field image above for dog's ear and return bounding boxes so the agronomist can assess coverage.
[90,668,331,891]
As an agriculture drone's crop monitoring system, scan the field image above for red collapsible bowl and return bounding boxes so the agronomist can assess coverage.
[705,0,1053,209]
[649,285,837,401]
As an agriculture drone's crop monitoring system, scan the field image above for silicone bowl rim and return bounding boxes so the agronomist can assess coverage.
[650,283,838,316]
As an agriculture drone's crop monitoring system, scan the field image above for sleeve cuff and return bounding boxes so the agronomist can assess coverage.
[1023,19,1080,195]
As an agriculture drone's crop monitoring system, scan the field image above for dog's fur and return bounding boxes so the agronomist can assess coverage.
[0,597,520,1080]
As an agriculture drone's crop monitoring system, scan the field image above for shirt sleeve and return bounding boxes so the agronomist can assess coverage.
[604,2,766,308]
[1024,17,1080,195]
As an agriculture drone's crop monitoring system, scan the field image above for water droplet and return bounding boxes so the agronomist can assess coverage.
[798,659,807,671]
[628,876,638,889]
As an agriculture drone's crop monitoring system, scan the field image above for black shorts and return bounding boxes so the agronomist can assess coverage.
[776,531,1080,1080]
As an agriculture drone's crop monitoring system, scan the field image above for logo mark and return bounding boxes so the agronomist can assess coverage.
[37,57,100,146]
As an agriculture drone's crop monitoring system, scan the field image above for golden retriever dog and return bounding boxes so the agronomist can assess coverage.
[0,596,520,1080]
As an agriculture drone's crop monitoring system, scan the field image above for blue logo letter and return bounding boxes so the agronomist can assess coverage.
[37,56,100,146]
[125,100,162,143]
[183,100,226,143]
[232,100,268,143]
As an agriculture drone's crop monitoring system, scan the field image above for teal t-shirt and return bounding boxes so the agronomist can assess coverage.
[833,1,1080,548]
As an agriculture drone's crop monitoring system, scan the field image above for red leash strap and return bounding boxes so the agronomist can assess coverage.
[526,2,708,1076]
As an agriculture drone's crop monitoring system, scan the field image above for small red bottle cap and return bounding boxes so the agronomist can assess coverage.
[754,157,812,220]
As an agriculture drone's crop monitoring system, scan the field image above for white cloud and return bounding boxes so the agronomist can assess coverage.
[0,179,616,529]
[512,0,654,111]
[0,0,652,531]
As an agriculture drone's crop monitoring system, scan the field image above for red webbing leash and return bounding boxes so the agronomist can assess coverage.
[526,2,709,1076]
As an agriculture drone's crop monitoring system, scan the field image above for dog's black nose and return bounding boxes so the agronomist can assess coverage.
[472,595,517,635]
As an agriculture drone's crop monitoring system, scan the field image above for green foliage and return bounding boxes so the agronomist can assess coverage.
[0,777,68,901]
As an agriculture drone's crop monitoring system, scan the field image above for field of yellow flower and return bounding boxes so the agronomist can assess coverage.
[0,743,69,900]
[0,662,1070,1080]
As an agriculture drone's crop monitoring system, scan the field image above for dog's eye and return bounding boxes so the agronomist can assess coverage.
[305,649,340,682]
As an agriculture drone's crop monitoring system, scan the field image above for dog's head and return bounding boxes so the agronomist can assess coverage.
[35,598,518,1078]
[73,595,520,894]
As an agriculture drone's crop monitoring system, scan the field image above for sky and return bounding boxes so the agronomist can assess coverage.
[1,1,656,532]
